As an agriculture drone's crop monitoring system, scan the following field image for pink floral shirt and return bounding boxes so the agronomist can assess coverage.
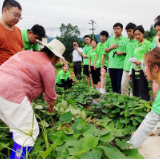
[0,51,57,103]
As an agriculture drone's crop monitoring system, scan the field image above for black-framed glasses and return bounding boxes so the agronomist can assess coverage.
[8,9,22,20]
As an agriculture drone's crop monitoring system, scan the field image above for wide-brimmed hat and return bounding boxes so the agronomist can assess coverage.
[37,39,68,64]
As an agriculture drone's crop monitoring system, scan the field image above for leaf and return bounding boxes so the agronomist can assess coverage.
[63,127,74,135]
[50,132,66,145]
[113,102,119,106]
[38,120,49,127]
[114,129,123,137]
[120,117,130,124]
[115,139,132,150]
[123,126,132,135]
[134,117,143,123]
[83,125,97,136]
[138,112,147,117]
[123,149,144,159]
[115,120,124,128]
[77,119,86,131]
[101,108,111,114]
[79,150,102,159]
[132,119,138,126]
[93,129,111,137]
[81,134,99,152]
[60,111,72,123]
[99,146,127,159]
[100,131,115,143]
[0,143,10,151]
[81,110,86,119]
[65,139,83,155]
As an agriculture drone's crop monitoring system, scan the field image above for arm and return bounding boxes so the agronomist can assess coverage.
[89,58,91,72]
[83,55,89,58]
[155,35,160,48]
[101,54,106,70]
[105,44,118,53]
[116,51,126,56]
[94,54,98,70]
[76,48,82,56]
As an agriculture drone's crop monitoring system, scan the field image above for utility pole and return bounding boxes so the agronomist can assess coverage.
[89,20,96,39]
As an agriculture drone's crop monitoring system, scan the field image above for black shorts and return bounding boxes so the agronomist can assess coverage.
[83,65,89,75]
[90,66,98,84]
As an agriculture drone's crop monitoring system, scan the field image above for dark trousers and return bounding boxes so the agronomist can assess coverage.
[56,78,73,89]
[109,68,123,94]
[73,61,81,80]
[132,69,150,101]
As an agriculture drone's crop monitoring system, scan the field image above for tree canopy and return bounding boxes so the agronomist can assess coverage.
[56,23,83,62]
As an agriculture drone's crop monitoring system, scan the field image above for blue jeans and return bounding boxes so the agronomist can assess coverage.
[109,68,123,94]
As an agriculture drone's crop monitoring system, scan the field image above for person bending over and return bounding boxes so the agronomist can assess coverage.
[22,24,46,51]
[56,64,76,89]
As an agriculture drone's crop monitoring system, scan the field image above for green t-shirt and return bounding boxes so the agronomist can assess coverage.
[132,39,151,69]
[83,45,92,65]
[152,90,160,114]
[150,36,160,49]
[123,39,138,71]
[96,41,108,68]
[21,29,40,51]
[88,49,97,66]
[56,70,70,85]
[105,35,128,69]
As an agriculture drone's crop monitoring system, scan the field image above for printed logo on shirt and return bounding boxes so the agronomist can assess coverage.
[121,43,123,46]
[142,46,144,49]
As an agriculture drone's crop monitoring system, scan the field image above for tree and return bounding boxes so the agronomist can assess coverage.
[56,23,83,62]
[144,24,157,42]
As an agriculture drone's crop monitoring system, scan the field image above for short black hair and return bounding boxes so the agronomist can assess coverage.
[2,0,22,13]
[91,39,98,44]
[154,20,160,28]
[62,63,69,67]
[100,30,108,38]
[83,35,90,39]
[155,15,160,21]
[41,46,58,59]
[125,23,136,30]
[73,40,78,44]
[134,25,145,34]
[30,24,46,38]
[113,23,123,29]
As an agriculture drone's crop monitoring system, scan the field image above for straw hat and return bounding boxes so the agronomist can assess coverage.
[37,39,68,64]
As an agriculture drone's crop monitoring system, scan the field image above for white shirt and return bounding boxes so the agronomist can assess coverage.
[72,47,83,62]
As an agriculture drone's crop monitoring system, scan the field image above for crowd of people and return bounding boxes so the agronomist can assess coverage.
[0,0,160,158]
[72,16,160,101]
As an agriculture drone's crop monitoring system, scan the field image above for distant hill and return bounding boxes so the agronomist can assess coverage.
[48,37,55,43]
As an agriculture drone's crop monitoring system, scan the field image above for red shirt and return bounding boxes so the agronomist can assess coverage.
[0,51,57,103]
[0,23,24,65]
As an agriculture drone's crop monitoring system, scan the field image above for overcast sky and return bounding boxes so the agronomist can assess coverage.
[0,0,159,38]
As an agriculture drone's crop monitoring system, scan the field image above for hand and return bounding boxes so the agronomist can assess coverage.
[46,105,54,113]
[101,67,106,73]
[131,131,135,137]
[128,74,132,80]
[72,78,76,83]
[94,64,96,70]
[133,61,141,65]
[111,44,118,49]
[155,34,160,41]
[116,52,122,56]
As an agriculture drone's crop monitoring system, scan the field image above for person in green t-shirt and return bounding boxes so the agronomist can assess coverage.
[83,35,93,86]
[116,23,138,96]
[151,19,160,102]
[88,39,99,89]
[128,47,160,149]
[94,31,109,93]
[102,23,128,94]
[21,24,45,51]
[56,64,76,89]
[129,25,151,101]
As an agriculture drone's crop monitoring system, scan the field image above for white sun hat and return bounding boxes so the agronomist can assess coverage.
[37,39,68,64]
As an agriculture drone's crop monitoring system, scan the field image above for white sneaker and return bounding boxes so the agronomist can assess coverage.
[100,88,106,94]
